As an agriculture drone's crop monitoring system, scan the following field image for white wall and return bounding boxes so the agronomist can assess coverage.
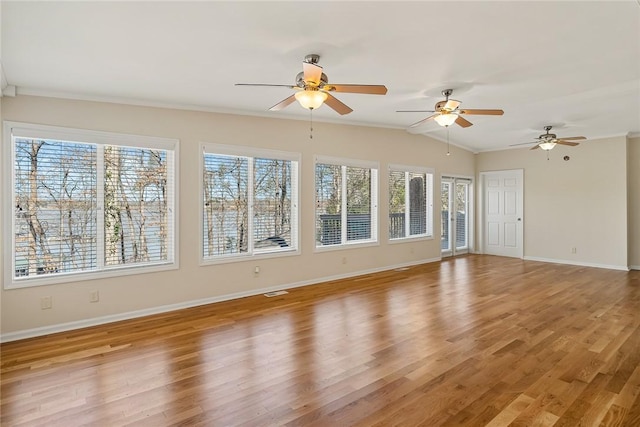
[629,137,640,269]
[0,95,475,338]
[0,98,3,330]
[476,136,629,270]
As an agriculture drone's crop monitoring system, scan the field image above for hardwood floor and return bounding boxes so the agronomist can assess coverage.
[1,255,640,426]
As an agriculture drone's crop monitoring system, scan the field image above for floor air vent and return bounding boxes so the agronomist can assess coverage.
[264,290,289,297]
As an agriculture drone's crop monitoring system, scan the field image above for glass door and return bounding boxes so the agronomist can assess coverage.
[441,177,472,257]
[441,180,452,255]
[454,179,470,254]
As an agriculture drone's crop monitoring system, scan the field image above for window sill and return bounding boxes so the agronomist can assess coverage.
[388,235,434,244]
[314,240,380,253]
[200,248,301,266]
[5,261,179,290]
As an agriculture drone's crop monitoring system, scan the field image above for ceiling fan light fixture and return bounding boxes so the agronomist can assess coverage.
[434,113,457,127]
[539,141,557,151]
[295,89,328,110]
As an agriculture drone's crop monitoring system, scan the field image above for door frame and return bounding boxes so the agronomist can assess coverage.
[478,169,524,258]
[441,174,474,257]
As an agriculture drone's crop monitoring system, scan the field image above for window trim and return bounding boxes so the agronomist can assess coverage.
[3,121,180,289]
[314,155,379,252]
[199,142,301,265]
[388,163,434,242]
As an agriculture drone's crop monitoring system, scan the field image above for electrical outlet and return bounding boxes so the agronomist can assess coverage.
[41,296,52,310]
[342,257,347,265]
[90,290,99,303]
[571,247,577,254]
[254,266,260,274]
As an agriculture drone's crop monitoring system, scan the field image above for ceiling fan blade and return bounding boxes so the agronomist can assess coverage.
[455,115,473,128]
[444,99,461,110]
[397,110,436,113]
[408,114,438,128]
[556,140,580,146]
[235,83,296,89]
[303,62,323,86]
[269,95,297,111]
[557,136,586,140]
[530,145,541,150]
[326,84,388,95]
[509,141,537,147]
[459,109,504,116]
[324,94,353,115]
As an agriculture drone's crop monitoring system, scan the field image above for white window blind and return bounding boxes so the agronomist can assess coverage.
[202,154,250,257]
[14,139,98,276]
[104,146,171,265]
[346,166,372,241]
[253,158,294,251]
[5,122,178,288]
[202,143,299,261]
[315,157,378,248]
[389,165,434,240]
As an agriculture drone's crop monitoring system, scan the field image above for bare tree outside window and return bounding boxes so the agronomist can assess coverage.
[202,151,296,259]
[203,155,249,256]
[315,161,377,247]
[14,139,97,276]
[346,167,371,241]
[104,146,168,265]
[11,134,173,282]
[389,167,432,240]
[254,158,292,248]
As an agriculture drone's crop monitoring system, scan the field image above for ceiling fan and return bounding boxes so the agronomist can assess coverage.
[397,89,504,128]
[235,54,388,115]
[511,126,587,151]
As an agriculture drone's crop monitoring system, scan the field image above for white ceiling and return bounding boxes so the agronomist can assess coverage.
[2,1,639,152]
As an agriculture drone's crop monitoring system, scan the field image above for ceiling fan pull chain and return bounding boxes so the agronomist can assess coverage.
[446,127,451,156]
[309,109,313,139]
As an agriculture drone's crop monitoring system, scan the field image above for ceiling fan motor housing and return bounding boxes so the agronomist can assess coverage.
[295,71,328,88]
[435,100,456,112]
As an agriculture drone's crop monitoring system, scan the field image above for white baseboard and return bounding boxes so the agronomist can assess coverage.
[0,257,440,343]
[523,256,630,272]
[630,265,640,271]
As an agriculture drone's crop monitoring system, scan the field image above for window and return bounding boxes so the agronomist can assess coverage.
[202,143,299,262]
[315,156,378,248]
[389,165,434,240]
[3,122,178,288]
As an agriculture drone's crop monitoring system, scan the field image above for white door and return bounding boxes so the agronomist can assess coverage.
[481,170,523,258]
[441,177,472,257]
